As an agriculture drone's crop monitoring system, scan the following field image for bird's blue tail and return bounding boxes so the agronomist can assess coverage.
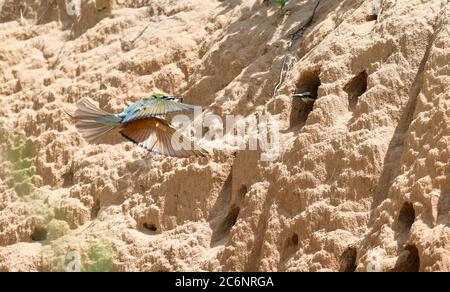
[68,98,122,144]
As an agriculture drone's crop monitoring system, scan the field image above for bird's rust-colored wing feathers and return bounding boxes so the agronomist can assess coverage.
[67,98,121,144]
[120,118,208,158]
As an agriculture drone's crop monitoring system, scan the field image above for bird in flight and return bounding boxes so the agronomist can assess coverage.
[66,93,208,158]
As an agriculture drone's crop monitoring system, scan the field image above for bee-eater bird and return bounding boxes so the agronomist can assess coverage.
[292,91,317,105]
[265,0,286,9]
[67,93,208,158]
[271,0,286,9]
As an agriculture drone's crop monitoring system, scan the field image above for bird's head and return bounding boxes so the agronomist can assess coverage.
[151,92,184,103]
[151,92,169,98]
[293,92,317,105]
[293,91,313,98]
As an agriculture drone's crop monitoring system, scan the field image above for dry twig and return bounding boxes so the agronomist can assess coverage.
[272,0,321,97]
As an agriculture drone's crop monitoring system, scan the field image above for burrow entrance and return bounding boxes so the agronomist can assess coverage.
[290,71,321,128]
[339,247,357,272]
[397,202,415,233]
[211,204,241,244]
[345,71,368,111]
[391,245,420,272]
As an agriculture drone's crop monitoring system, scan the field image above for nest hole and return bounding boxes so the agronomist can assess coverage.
[14,182,32,197]
[397,202,415,233]
[290,71,321,128]
[284,232,299,250]
[31,227,48,242]
[281,232,300,261]
[345,71,368,111]
[339,247,357,272]
[62,171,74,188]
[212,205,240,243]
[290,233,299,247]
[366,14,378,22]
[91,199,101,219]
[142,223,157,232]
[222,205,240,232]
[238,184,248,197]
[392,245,420,272]
[210,204,241,245]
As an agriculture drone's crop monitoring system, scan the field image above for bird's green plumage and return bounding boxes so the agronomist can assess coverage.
[270,0,286,9]
[293,92,317,105]
[70,93,197,143]
[70,94,205,157]
[151,93,169,98]
[120,93,197,123]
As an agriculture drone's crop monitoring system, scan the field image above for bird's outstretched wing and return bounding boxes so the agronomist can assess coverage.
[120,117,208,158]
[121,96,197,123]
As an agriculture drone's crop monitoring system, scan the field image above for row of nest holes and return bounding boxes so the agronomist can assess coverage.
[338,202,418,272]
[29,184,250,242]
[339,244,420,272]
[138,185,250,239]
[290,70,368,128]
[27,208,418,272]
[28,199,102,242]
[138,185,252,240]
[28,200,416,271]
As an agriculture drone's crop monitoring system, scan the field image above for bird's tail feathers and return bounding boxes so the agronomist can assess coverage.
[68,98,122,144]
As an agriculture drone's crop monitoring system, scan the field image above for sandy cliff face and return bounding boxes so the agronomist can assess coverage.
[0,0,449,272]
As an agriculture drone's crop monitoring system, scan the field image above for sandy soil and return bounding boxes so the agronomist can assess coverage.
[0,0,449,271]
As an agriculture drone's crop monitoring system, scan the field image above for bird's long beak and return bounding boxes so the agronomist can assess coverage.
[63,108,74,119]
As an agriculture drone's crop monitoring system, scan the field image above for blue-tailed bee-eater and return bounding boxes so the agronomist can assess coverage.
[293,91,317,105]
[67,93,208,158]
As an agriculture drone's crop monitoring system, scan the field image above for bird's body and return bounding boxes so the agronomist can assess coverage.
[293,91,317,105]
[118,93,195,122]
[267,0,286,9]
[68,94,207,158]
